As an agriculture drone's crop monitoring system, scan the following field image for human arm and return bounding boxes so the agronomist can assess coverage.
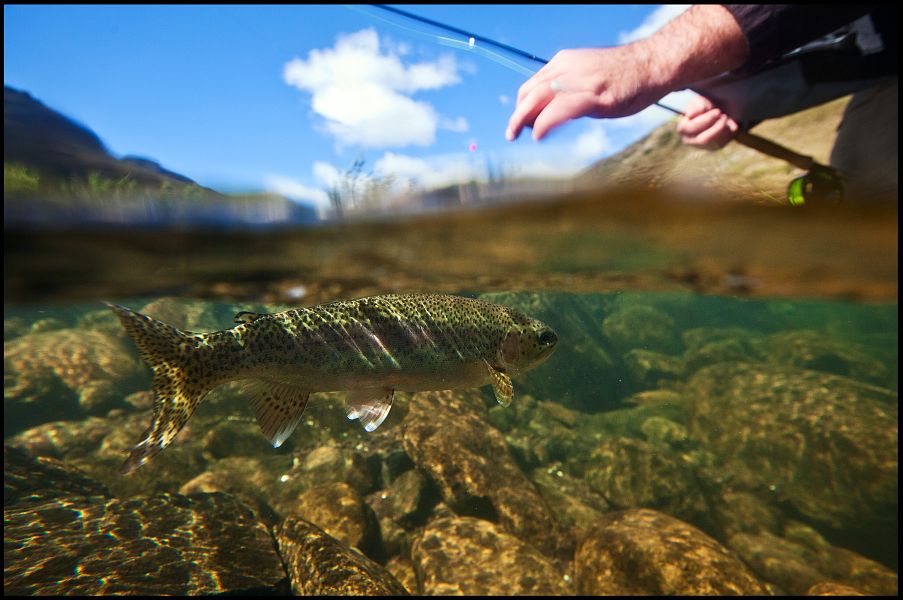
[506,4,749,141]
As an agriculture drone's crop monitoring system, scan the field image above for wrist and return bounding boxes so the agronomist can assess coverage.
[639,5,748,92]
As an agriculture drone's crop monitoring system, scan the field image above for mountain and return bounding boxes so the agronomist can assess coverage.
[4,86,199,187]
[578,95,851,201]
[3,85,317,227]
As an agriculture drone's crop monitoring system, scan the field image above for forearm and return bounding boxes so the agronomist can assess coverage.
[633,5,749,94]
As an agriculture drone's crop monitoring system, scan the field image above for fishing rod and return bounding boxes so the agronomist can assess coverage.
[365,4,842,204]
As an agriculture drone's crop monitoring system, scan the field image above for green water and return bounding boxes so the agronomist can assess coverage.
[3,194,899,595]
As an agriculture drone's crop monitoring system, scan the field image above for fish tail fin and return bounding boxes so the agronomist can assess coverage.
[107,303,212,474]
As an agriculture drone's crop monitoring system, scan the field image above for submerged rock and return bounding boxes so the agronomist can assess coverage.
[623,348,684,389]
[728,530,828,594]
[528,464,608,532]
[584,437,709,529]
[275,517,408,595]
[5,447,287,595]
[402,390,571,558]
[766,330,891,387]
[7,416,112,460]
[4,445,109,503]
[602,304,682,356]
[574,508,768,595]
[687,363,898,535]
[806,581,867,596]
[4,328,144,435]
[289,482,383,560]
[411,516,570,596]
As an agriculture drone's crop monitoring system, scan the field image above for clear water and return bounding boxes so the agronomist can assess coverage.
[4,189,898,594]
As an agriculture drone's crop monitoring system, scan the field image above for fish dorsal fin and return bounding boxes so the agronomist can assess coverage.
[484,360,513,407]
[345,389,395,432]
[233,311,264,325]
[238,380,310,447]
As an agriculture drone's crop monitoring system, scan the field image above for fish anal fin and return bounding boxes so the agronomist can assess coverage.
[239,380,311,447]
[345,388,395,432]
[485,360,513,407]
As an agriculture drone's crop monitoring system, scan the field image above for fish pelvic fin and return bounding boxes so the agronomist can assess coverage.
[484,360,513,407]
[345,388,395,432]
[107,303,212,475]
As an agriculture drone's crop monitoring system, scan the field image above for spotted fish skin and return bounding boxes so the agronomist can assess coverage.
[108,293,558,474]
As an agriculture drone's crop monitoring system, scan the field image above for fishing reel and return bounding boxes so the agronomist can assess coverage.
[786,165,844,206]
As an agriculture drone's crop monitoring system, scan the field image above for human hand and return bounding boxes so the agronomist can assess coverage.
[676,95,739,150]
[505,45,670,142]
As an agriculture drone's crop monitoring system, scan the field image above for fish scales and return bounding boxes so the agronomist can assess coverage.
[108,293,557,474]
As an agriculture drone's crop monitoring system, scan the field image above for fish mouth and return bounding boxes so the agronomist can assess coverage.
[534,341,557,366]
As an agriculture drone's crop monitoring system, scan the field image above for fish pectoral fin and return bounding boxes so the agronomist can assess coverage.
[485,360,513,407]
[238,379,310,447]
[233,311,264,325]
[345,388,395,432]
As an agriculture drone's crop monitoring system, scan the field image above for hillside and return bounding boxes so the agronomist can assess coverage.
[4,86,201,187]
[579,95,851,202]
[3,85,317,227]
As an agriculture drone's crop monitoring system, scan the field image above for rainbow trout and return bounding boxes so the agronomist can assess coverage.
[109,293,558,474]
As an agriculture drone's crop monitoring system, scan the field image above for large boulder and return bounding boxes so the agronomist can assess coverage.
[411,516,570,595]
[686,363,897,533]
[574,509,768,595]
[402,390,571,558]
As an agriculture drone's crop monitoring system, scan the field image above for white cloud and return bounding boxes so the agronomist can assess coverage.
[618,5,690,44]
[312,161,342,188]
[499,94,510,105]
[283,28,464,148]
[373,152,478,190]
[264,174,331,215]
[440,116,469,133]
[573,122,614,161]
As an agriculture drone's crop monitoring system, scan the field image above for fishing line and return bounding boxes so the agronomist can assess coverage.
[354,4,841,204]
[355,4,684,115]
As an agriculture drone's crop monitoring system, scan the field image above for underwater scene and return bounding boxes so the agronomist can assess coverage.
[4,192,898,596]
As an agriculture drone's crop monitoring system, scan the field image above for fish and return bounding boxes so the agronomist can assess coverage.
[108,293,558,474]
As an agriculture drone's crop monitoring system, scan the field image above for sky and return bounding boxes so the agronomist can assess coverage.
[4,4,693,214]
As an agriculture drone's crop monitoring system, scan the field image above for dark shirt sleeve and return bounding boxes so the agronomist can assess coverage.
[724,5,878,69]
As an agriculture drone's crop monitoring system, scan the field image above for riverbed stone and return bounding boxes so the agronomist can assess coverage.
[623,349,684,389]
[574,508,768,595]
[602,304,682,356]
[584,437,709,528]
[5,447,287,595]
[686,363,898,534]
[289,482,382,559]
[402,389,571,558]
[411,516,570,596]
[275,517,408,595]
[765,330,891,387]
[4,328,144,435]
[7,416,112,460]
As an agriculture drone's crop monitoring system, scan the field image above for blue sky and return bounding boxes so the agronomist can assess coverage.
[4,4,692,213]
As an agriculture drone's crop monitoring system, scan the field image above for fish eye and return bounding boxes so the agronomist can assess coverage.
[538,329,557,346]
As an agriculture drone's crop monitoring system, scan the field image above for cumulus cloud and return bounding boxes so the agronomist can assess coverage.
[264,174,331,215]
[573,122,614,161]
[618,5,690,44]
[283,28,467,148]
[373,152,479,190]
[440,116,469,133]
